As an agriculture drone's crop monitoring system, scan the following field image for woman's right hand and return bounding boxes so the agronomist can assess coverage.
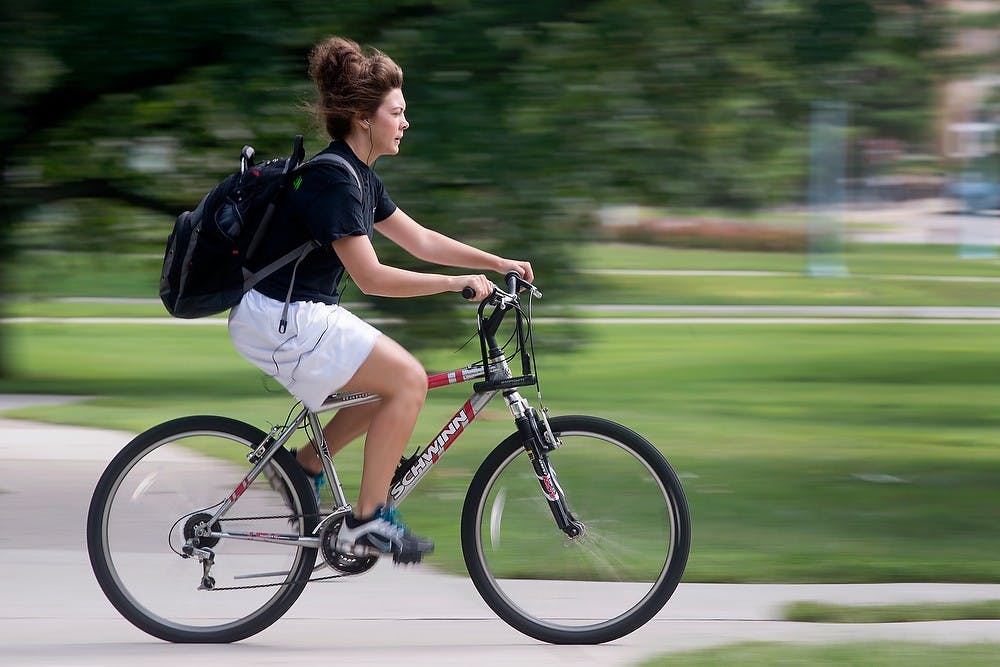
[454,274,495,301]
[499,259,533,285]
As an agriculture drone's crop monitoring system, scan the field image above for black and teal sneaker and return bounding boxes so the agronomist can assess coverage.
[336,504,434,565]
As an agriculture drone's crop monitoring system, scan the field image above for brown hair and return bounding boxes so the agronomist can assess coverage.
[308,36,403,140]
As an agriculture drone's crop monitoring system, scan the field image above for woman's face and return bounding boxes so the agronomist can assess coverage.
[368,88,409,159]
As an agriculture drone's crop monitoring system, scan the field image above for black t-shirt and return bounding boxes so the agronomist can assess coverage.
[252,141,397,304]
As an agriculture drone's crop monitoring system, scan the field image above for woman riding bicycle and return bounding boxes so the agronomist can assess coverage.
[228,35,532,564]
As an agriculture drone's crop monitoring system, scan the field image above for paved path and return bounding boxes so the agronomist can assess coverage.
[2,396,999,666]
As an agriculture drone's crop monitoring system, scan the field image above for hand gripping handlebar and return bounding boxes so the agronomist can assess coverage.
[462,271,541,303]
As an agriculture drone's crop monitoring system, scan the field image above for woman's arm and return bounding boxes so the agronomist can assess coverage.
[376,208,533,283]
[333,233,494,299]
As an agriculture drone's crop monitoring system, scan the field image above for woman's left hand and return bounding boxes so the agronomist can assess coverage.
[500,259,534,285]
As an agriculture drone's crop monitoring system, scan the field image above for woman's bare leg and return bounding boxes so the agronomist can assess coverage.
[325,335,427,518]
[295,401,380,475]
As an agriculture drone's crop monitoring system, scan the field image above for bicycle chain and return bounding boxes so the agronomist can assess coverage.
[198,512,353,591]
[216,512,324,523]
[206,571,351,591]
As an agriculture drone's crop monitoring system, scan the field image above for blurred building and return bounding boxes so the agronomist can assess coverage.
[940,0,999,160]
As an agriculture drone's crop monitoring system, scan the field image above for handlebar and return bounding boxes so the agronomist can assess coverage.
[505,271,543,299]
[468,273,540,393]
[461,271,542,304]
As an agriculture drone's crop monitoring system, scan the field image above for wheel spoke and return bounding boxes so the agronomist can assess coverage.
[462,416,690,644]
[87,416,318,643]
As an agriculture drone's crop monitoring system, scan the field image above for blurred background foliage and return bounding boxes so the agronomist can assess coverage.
[0,0,961,365]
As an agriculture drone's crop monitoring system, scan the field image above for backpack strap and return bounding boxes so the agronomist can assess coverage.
[244,144,362,261]
[268,152,364,334]
[298,152,362,195]
[242,240,317,293]
[244,151,301,262]
[276,241,318,334]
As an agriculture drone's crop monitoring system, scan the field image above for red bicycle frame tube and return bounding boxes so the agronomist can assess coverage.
[387,364,502,503]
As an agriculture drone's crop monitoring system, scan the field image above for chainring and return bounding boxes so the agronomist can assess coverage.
[319,517,378,575]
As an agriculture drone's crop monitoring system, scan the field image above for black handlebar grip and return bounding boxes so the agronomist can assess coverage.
[461,286,476,300]
[505,271,520,294]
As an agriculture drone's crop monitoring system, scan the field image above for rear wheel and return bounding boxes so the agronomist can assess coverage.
[462,415,690,644]
[87,416,318,643]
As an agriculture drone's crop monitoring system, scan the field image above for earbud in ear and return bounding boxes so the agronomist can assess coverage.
[362,119,371,127]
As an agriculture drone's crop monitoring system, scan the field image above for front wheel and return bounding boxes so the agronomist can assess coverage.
[461,415,690,644]
[86,416,319,643]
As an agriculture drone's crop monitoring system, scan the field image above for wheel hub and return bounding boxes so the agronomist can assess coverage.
[183,513,221,549]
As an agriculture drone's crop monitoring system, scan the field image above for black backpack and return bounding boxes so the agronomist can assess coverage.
[159,135,360,328]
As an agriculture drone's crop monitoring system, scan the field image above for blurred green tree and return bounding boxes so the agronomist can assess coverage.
[0,0,946,375]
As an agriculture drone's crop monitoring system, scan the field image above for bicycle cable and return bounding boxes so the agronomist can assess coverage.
[205,569,354,590]
[520,289,547,409]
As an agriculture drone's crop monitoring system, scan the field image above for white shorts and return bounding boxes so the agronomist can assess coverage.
[228,290,380,411]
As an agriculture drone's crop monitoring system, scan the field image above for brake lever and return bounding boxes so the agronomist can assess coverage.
[465,285,515,308]
[504,271,543,300]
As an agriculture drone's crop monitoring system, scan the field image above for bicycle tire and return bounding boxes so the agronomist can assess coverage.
[461,415,690,644]
[87,415,319,643]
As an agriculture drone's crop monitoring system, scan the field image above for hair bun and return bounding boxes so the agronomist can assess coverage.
[307,35,403,140]
[309,36,364,96]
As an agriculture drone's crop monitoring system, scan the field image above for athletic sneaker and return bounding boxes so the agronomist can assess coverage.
[336,504,434,565]
[289,448,325,506]
[283,448,325,506]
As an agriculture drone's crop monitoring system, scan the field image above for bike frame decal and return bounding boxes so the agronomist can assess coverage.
[389,399,479,501]
[312,362,498,506]
[535,458,560,501]
[246,530,291,541]
[426,366,481,389]
[227,477,252,503]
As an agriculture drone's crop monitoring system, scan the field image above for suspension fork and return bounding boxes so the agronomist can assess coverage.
[506,392,582,538]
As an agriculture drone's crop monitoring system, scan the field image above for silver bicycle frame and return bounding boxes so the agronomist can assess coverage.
[203,356,523,550]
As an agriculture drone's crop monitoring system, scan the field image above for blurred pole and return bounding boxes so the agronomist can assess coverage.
[957,196,997,260]
[807,102,849,277]
[956,132,998,258]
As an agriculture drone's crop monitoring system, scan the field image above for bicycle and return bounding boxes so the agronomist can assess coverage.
[87,272,690,645]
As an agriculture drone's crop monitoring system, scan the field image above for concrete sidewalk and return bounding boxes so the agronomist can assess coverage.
[2,395,999,666]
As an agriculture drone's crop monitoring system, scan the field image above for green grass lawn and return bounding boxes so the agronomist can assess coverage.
[7,243,1000,308]
[3,242,999,582]
[3,318,999,583]
[571,270,1000,306]
[5,251,165,298]
[784,600,1000,623]
[580,242,1000,277]
[640,643,1000,666]
[577,242,1000,306]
